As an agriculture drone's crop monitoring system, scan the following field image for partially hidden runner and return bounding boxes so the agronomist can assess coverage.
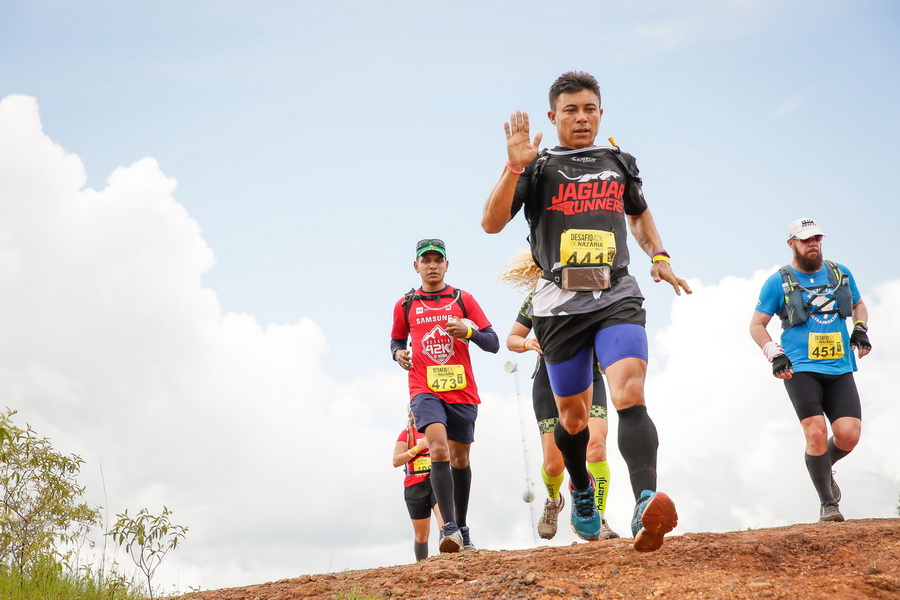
[392,410,444,561]
[482,71,691,551]
[500,251,620,541]
[390,239,499,553]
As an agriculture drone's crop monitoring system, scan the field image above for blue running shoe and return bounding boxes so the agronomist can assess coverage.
[631,490,677,552]
[569,476,601,541]
[439,521,463,553]
[459,526,475,551]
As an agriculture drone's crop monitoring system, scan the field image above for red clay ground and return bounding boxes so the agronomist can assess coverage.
[176,518,899,600]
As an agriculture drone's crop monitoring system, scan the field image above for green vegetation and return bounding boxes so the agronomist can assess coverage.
[333,587,384,600]
[0,410,101,573]
[0,408,187,599]
[110,507,188,599]
[0,561,141,600]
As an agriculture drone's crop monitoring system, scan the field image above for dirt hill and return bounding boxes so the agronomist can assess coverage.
[177,518,899,600]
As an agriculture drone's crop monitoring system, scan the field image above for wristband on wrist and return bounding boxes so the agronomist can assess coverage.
[524,339,531,351]
[762,341,785,363]
[408,446,418,456]
[505,161,525,175]
[465,326,473,339]
[652,250,671,264]
[854,320,868,332]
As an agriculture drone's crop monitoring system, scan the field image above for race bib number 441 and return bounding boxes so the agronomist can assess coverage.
[427,364,467,392]
[560,229,616,265]
[808,332,844,360]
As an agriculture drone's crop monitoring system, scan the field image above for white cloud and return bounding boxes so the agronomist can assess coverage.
[1,95,897,594]
[0,95,408,590]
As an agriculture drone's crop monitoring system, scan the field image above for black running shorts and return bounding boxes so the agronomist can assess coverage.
[404,479,437,520]
[533,296,646,364]
[783,371,862,422]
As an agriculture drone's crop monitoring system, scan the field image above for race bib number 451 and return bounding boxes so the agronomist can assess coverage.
[426,364,467,392]
[808,332,844,360]
[560,229,616,265]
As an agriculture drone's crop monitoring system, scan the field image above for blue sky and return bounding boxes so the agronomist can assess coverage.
[2,0,899,593]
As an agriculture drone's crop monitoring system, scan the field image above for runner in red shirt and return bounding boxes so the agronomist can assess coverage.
[391,239,499,553]
[392,411,444,561]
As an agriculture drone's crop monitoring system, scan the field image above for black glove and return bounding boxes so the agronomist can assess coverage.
[772,353,792,377]
[850,322,871,351]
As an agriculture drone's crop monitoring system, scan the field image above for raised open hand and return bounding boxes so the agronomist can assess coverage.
[505,110,543,171]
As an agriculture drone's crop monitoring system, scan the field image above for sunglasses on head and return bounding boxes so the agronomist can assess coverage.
[416,239,445,249]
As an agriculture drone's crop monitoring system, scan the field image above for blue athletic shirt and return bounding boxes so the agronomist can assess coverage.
[755,262,861,375]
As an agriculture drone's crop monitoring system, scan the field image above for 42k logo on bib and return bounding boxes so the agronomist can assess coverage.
[421,324,454,365]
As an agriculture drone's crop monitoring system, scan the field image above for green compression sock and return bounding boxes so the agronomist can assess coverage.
[588,460,611,515]
[541,464,565,501]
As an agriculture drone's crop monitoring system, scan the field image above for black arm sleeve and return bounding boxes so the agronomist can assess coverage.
[469,326,500,354]
[390,338,407,360]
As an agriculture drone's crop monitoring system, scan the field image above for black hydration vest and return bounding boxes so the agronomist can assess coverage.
[525,141,642,273]
[777,260,853,330]
[400,288,468,330]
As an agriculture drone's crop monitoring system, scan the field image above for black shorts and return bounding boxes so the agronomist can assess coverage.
[411,393,477,444]
[783,371,862,422]
[531,357,607,434]
[533,297,646,364]
[404,479,437,520]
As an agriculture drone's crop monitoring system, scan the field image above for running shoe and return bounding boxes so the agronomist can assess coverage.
[599,518,620,540]
[537,496,564,540]
[439,521,464,553]
[830,471,841,503]
[569,477,601,541]
[819,501,845,522]
[631,490,678,552]
[459,526,476,551]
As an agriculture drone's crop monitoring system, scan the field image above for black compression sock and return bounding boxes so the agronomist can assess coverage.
[805,452,835,503]
[414,540,428,561]
[827,437,851,465]
[430,461,456,524]
[553,421,590,490]
[617,405,659,501]
[451,465,472,528]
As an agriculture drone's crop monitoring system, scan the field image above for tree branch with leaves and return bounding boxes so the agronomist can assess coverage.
[108,506,188,599]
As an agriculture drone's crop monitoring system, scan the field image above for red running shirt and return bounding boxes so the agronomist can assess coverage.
[391,285,491,405]
[397,429,431,488]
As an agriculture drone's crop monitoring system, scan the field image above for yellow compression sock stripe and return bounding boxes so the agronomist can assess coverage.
[587,461,611,515]
[541,464,565,501]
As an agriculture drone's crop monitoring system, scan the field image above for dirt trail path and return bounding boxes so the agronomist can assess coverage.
[177,518,899,599]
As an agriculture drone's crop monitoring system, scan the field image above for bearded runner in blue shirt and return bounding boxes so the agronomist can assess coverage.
[750,217,872,523]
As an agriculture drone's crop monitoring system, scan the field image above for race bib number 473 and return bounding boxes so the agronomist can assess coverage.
[426,364,467,392]
[560,229,616,265]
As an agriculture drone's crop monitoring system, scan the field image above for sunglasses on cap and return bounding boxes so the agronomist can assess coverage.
[416,239,445,250]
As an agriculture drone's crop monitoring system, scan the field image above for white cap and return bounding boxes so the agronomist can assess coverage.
[787,218,825,240]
